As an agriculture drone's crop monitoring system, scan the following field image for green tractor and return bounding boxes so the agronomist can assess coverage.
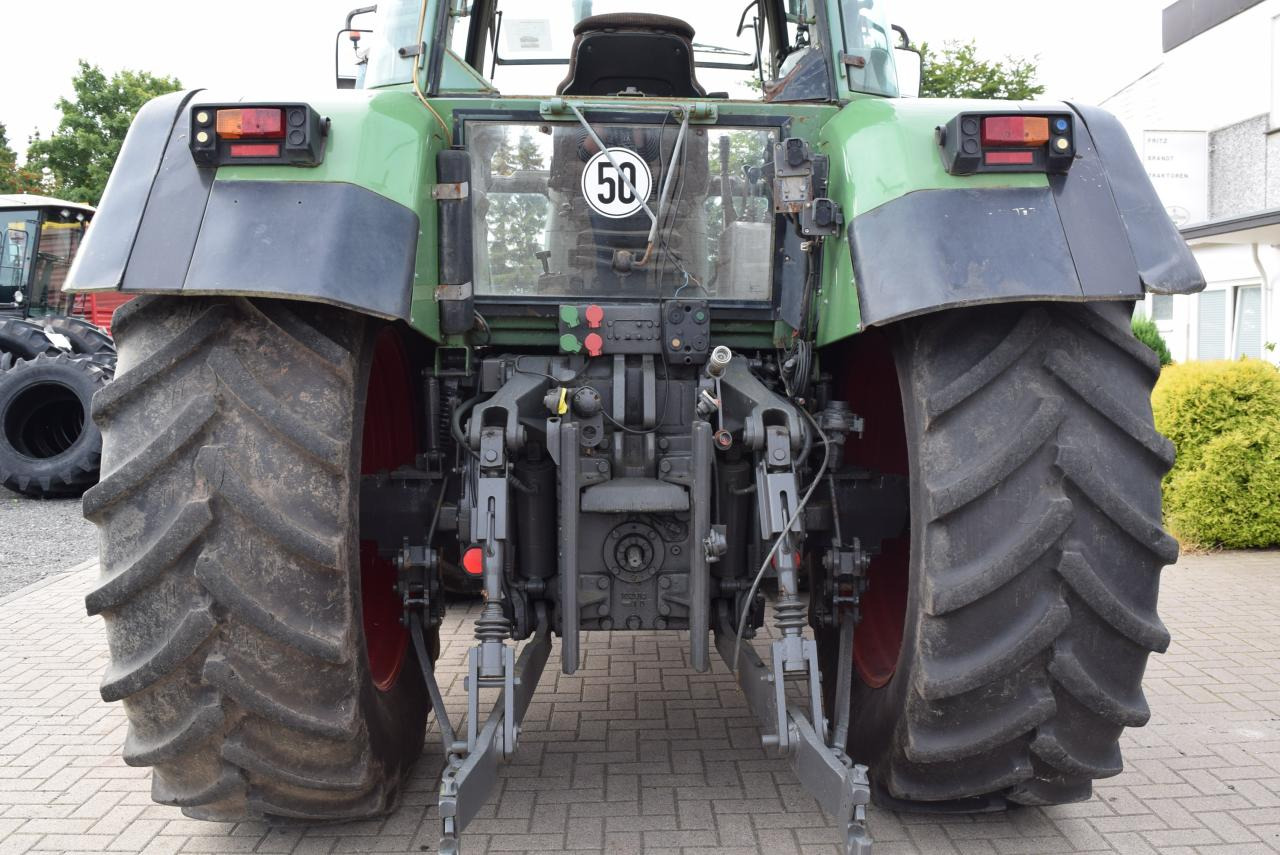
[0,194,121,496]
[70,2,1202,851]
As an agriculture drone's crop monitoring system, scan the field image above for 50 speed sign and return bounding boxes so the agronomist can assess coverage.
[581,147,652,219]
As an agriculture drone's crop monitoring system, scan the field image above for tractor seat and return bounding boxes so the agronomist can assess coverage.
[557,13,706,98]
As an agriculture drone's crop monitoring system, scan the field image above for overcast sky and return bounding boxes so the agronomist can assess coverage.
[2,0,1171,158]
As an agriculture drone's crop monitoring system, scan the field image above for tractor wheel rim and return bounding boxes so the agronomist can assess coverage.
[360,329,415,692]
[838,328,911,690]
[853,537,909,688]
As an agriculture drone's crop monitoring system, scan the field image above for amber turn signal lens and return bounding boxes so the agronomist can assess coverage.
[981,116,1050,147]
[215,108,285,140]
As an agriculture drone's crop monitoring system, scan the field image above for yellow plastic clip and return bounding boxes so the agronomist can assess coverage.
[556,387,569,415]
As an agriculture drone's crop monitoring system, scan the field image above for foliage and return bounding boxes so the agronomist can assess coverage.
[1165,417,1280,548]
[486,130,548,290]
[0,123,43,195]
[1132,314,1173,366]
[26,61,181,204]
[919,40,1045,101]
[1152,359,1280,474]
[705,129,774,250]
[1153,359,1280,547]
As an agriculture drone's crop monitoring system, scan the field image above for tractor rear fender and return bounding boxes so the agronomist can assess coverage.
[66,89,441,337]
[815,99,1205,344]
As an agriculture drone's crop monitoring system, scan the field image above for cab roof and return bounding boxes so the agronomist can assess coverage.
[0,193,96,213]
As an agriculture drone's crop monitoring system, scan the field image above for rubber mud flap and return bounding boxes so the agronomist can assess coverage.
[1067,103,1205,295]
[65,89,201,293]
[182,182,418,320]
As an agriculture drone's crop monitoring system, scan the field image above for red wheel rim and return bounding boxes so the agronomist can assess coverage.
[360,329,416,692]
[838,328,910,689]
[854,538,908,687]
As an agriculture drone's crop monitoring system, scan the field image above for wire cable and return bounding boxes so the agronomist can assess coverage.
[596,353,672,435]
[451,394,482,461]
[730,405,832,675]
[410,0,452,139]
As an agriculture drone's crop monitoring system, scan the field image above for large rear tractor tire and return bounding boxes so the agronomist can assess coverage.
[84,295,434,821]
[825,301,1175,809]
[0,353,106,497]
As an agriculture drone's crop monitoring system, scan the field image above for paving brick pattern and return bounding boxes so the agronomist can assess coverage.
[1,552,1278,854]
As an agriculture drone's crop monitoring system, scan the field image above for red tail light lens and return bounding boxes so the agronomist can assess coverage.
[228,143,282,158]
[216,108,285,140]
[985,151,1035,166]
[982,116,1050,147]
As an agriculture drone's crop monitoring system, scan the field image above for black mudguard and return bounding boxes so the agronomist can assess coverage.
[848,104,1205,328]
[66,90,418,321]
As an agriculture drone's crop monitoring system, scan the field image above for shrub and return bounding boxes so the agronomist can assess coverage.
[1165,417,1280,548]
[1152,359,1280,474]
[1153,359,1280,547]
[1131,315,1172,366]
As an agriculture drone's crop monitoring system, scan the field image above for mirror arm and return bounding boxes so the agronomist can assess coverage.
[891,23,915,52]
[345,4,377,30]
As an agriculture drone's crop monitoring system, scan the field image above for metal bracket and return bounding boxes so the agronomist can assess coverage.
[432,181,470,200]
[465,644,517,753]
[539,97,718,122]
[756,427,799,539]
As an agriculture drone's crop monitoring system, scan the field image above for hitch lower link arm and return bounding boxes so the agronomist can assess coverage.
[715,626,873,854]
[719,421,874,854]
[433,425,554,854]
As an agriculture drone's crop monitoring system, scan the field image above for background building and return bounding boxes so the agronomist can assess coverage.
[1102,0,1280,363]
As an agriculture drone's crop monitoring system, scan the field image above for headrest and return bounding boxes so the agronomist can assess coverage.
[572,13,696,41]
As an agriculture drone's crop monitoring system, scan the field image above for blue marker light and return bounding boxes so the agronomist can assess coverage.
[1054,118,1069,133]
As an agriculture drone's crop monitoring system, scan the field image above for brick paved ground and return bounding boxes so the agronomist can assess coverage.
[1,552,1278,854]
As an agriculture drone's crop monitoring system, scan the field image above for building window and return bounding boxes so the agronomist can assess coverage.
[1198,290,1227,359]
[1151,294,1174,322]
[1234,285,1263,359]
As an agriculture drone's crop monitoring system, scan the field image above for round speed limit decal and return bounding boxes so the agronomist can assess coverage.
[581,147,652,219]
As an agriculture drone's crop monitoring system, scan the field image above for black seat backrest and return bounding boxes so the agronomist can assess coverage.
[557,13,705,98]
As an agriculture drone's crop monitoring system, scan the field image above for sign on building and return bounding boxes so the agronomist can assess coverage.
[1141,130,1209,226]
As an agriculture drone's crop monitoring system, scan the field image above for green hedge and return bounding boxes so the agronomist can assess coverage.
[1132,315,1172,366]
[1165,417,1280,548]
[1153,359,1280,548]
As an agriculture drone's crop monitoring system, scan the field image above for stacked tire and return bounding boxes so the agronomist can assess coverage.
[0,316,116,497]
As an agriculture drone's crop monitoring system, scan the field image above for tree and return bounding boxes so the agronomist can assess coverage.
[0,123,43,195]
[1132,313,1173,366]
[487,130,548,290]
[26,61,181,204]
[919,40,1044,101]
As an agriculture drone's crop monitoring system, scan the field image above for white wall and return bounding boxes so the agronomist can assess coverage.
[1103,0,1280,141]
[1111,0,1280,365]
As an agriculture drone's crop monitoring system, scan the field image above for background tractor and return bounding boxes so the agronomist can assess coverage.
[70,1,1203,852]
[0,194,125,497]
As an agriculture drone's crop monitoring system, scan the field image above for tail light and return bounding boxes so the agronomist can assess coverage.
[189,103,328,167]
[938,112,1075,175]
[215,108,285,139]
